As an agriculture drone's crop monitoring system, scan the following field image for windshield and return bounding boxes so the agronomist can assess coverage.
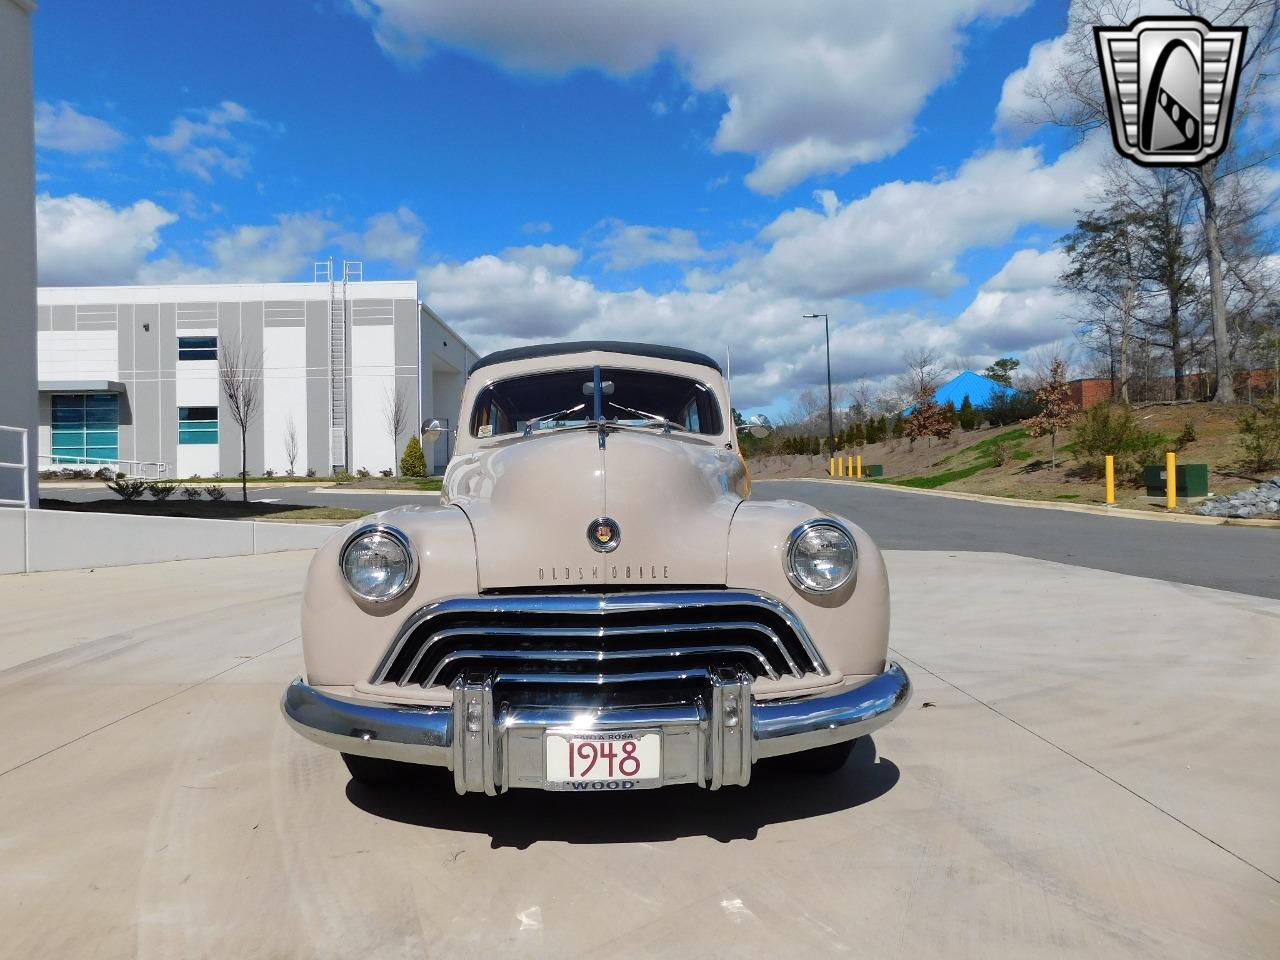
[470,366,723,438]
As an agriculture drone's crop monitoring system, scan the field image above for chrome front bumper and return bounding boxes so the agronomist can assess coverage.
[281,662,911,794]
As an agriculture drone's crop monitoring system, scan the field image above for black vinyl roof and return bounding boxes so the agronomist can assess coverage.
[470,340,722,375]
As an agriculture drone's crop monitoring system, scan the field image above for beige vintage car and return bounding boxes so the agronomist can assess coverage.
[283,342,910,794]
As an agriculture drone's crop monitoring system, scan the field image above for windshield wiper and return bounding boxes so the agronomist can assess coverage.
[608,401,682,434]
[522,402,588,436]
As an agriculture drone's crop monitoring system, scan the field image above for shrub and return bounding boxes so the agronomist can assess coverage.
[1070,404,1168,480]
[181,486,203,501]
[93,467,115,481]
[1174,419,1197,451]
[1238,400,1280,472]
[305,468,316,478]
[380,468,394,478]
[147,482,178,500]
[401,435,427,477]
[355,466,371,479]
[105,478,148,500]
[204,485,227,501]
[264,468,275,478]
[990,438,1015,466]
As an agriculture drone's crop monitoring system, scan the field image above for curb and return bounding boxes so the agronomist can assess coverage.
[767,477,1280,529]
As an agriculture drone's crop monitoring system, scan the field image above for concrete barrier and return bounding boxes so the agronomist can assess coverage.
[0,509,338,574]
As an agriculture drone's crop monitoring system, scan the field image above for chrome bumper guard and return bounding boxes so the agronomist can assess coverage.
[281,662,911,795]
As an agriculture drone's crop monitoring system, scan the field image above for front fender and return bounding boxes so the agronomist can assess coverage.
[727,499,890,682]
[301,504,479,687]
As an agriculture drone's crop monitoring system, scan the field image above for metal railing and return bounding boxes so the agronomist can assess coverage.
[36,453,169,480]
[0,425,31,508]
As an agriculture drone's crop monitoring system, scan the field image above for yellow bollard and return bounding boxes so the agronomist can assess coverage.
[1166,451,1177,510]
[856,454,862,479]
[847,455,853,478]
[1105,454,1115,505]
[829,457,835,477]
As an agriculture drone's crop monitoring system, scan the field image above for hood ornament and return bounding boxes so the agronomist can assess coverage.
[588,517,621,553]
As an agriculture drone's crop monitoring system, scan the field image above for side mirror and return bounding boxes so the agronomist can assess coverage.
[738,414,773,439]
[421,419,444,439]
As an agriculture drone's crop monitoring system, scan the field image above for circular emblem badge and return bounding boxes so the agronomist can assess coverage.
[588,517,621,553]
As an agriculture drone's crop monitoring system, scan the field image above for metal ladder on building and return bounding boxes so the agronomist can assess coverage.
[314,258,363,474]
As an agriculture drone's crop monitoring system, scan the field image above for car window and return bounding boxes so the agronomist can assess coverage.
[470,367,723,438]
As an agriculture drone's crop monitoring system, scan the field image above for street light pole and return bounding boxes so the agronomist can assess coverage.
[803,313,834,454]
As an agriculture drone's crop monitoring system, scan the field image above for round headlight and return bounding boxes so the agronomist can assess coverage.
[785,519,857,594]
[339,524,418,603]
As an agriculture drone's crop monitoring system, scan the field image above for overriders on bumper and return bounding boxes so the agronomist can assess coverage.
[281,662,911,794]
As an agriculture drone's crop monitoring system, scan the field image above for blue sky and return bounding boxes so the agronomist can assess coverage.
[30,0,1276,413]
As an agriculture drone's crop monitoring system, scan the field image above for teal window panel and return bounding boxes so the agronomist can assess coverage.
[85,430,118,446]
[178,406,219,445]
[178,336,218,361]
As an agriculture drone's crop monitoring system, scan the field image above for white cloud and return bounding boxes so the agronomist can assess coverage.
[146,101,262,182]
[953,248,1077,353]
[34,102,126,153]
[36,194,176,285]
[499,243,581,272]
[140,212,335,284]
[350,205,424,267]
[349,0,1031,193]
[753,138,1105,298]
[521,220,554,234]
[594,220,710,270]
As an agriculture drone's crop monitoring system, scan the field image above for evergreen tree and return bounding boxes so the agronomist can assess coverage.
[400,435,427,477]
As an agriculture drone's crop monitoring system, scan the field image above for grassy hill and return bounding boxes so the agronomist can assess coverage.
[748,403,1270,511]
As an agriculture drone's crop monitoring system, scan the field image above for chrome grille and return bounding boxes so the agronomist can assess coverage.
[371,591,828,688]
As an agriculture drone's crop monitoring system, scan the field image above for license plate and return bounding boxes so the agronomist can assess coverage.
[544,729,661,790]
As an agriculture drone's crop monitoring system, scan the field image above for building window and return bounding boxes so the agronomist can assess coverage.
[178,406,219,444]
[178,336,218,361]
[51,393,119,464]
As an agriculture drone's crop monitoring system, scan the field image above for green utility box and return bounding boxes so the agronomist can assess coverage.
[1142,463,1209,499]
[864,464,884,478]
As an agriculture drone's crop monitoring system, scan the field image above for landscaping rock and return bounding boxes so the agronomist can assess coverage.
[1194,481,1280,519]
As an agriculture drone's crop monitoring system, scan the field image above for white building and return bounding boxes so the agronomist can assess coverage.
[0,0,38,507]
[36,272,476,478]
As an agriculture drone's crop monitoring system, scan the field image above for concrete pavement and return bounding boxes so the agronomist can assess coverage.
[757,479,1280,600]
[1,549,1277,958]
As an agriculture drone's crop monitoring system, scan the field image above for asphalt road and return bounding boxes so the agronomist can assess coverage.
[755,479,1280,600]
[44,479,1280,599]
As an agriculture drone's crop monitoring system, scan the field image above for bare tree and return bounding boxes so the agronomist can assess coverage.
[282,414,299,476]
[1016,0,1280,402]
[383,384,410,476]
[898,347,947,399]
[218,336,262,502]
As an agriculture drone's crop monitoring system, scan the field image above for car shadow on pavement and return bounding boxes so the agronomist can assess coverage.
[344,735,899,848]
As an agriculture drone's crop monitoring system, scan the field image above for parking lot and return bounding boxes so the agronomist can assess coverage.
[2,534,1277,959]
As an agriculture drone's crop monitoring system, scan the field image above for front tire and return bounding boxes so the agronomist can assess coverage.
[341,752,414,786]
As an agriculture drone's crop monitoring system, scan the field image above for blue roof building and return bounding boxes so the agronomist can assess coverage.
[934,370,1017,408]
[904,370,1017,413]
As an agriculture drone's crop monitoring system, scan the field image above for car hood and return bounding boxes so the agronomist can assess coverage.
[444,428,747,589]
